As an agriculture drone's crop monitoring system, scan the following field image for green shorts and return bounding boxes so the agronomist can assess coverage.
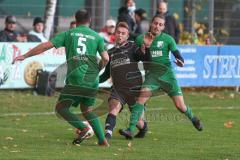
[58,94,96,107]
[57,85,97,107]
[143,68,182,97]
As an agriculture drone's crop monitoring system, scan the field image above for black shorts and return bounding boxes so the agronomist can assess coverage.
[108,86,140,107]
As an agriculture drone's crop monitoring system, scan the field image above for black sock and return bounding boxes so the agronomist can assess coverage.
[105,114,116,137]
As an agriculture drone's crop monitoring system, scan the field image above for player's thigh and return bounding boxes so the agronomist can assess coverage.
[136,87,152,104]
[108,98,122,115]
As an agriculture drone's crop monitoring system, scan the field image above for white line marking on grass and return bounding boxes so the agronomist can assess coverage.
[0,106,239,117]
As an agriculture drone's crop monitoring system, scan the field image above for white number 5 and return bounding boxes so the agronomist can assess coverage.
[77,37,87,55]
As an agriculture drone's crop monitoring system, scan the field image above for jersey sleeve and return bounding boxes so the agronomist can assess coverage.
[50,32,66,48]
[135,34,144,47]
[169,36,178,52]
[97,36,107,54]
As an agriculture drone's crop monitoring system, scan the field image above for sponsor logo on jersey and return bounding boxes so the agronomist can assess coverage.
[157,41,164,48]
[151,50,163,57]
[111,57,130,68]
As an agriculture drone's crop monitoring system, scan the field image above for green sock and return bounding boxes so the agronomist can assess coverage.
[57,107,87,130]
[184,106,194,120]
[128,103,145,133]
[85,112,105,143]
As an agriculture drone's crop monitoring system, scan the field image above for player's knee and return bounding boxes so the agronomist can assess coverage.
[82,108,93,117]
[109,104,121,115]
[55,100,72,114]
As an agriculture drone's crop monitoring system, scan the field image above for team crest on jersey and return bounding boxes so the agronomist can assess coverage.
[157,41,164,48]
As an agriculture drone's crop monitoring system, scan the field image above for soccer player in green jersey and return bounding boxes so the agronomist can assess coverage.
[12,9,110,146]
[119,14,203,139]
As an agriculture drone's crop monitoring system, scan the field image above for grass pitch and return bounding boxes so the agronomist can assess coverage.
[0,90,240,160]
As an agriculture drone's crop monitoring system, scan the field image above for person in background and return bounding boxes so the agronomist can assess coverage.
[99,19,116,44]
[69,21,76,29]
[125,0,136,18]
[29,17,48,42]
[118,7,135,33]
[132,8,149,39]
[0,15,23,42]
[156,0,180,43]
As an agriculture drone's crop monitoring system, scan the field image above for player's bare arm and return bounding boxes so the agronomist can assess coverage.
[99,51,109,70]
[12,42,54,64]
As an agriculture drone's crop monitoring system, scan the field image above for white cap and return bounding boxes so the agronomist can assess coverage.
[106,19,116,27]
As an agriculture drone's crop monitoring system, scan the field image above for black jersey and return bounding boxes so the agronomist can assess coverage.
[100,41,151,93]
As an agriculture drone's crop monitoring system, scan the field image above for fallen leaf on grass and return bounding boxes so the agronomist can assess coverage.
[208,93,215,98]
[229,93,235,98]
[21,113,28,117]
[10,150,20,153]
[5,137,14,141]
[224,121,234,128]
[128,142,132,148]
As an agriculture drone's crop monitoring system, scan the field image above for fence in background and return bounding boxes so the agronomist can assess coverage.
[0,0,240,44]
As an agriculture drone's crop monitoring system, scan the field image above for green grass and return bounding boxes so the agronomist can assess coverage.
[0,90,240,160]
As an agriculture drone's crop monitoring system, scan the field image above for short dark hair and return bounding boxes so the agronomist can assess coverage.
[116,22,129,31]
[75,9,90,24]
[151,14,166,22]
[33,17,44,26]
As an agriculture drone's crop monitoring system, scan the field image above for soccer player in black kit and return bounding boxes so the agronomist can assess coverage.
[99,22,152,140]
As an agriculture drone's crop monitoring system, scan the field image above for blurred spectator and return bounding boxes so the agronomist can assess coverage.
[99,19,116,44]
[0,15,22,42]
[156,0,180,43]
[29,17,47,42]
[132,8,149,39]
[69,21,76,29]
[125,0,136,18]
[117,6,135,34]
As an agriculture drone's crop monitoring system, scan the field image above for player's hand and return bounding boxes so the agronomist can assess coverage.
[140,43,146,53]
[12,55,25,64]
[174,58,184,67]
[143,32,154,48]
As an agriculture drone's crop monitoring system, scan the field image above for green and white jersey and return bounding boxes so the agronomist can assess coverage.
[136,32,177,66]
[51,25,106,88]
